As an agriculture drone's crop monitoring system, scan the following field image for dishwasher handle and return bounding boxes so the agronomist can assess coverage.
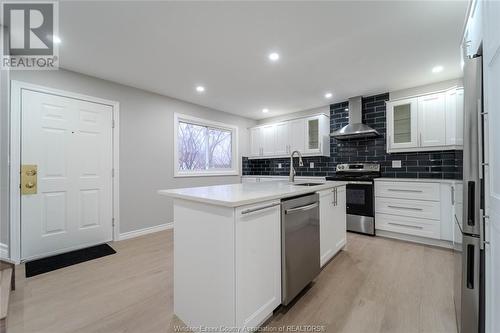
[285,202,319,215]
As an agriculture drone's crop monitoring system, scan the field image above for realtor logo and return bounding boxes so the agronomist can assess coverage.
[1,1,59,69]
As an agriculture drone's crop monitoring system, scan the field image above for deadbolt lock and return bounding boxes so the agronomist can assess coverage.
[21,165,37,195]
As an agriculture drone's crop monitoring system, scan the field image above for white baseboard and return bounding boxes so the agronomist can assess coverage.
[118,222,173,241]
[376,230,453,249]
[0,243,9,260]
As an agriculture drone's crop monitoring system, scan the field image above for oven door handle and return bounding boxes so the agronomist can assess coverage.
[347,181,373,185]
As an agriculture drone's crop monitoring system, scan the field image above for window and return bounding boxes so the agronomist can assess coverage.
[174,113,239,177]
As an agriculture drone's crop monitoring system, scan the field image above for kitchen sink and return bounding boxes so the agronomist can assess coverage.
[292,182,324,187]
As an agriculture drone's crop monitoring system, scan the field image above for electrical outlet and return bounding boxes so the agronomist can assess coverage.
[310,162,314,169]
[277,163,282,169]
[392,160,402,168]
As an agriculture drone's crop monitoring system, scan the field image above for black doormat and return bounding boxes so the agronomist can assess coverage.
[25,244,116,278]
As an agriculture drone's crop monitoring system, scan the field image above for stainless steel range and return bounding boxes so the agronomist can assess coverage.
[326,163,380,235]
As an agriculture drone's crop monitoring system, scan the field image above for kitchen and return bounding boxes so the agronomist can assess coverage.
[0,1,499,333]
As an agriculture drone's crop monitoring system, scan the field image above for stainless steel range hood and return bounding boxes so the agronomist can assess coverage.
[330,96,380,140]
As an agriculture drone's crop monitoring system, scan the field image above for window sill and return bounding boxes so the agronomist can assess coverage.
[174,171,240,178]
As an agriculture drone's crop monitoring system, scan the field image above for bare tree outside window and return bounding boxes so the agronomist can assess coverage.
[178,121,233,172]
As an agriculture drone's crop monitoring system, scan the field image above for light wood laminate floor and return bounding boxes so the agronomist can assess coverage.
[7,231,456,333]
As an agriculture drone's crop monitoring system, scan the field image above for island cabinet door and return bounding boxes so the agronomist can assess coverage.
[319,189,336,267]
[235,201,282,328]
[332,186,347,253]
[319,186,347,267]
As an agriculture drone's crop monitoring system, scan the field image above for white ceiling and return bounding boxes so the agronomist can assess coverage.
[57,1,468,120]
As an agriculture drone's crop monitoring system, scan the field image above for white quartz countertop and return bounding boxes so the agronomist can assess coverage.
[375,177,461,184]
[158,181,347,207]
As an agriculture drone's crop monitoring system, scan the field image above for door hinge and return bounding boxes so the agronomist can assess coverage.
[112,168,115,177]
[112,218,115,227]
[112,120,115,128]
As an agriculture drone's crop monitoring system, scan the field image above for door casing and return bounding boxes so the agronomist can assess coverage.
[9,81,120,264]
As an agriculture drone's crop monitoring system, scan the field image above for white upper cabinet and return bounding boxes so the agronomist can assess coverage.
[386,97,418,150]
[248,114,330,159]
[288,118,305,153]
[446,88,464,146]
[274,122,290,155]
[463,0,483,58]
[306,116,320,153]
[418,93,447,147]
[250,127,262,157]
[261,124,276,156]
[387,87,464,153]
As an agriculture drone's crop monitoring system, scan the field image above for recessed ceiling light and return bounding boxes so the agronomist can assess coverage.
[324,92,333,99]
[262,108,269,113]
[196,86,205,93]
[344,108,349,111]
[268,52,280,61]
[432,65,444,73]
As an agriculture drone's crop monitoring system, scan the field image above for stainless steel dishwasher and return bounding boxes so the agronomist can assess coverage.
[281,193,320,305]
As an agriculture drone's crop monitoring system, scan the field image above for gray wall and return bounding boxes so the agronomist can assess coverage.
[390,78,463,100]
[10,69,256,236]
[0,68,9,250]
[257,105,330,125]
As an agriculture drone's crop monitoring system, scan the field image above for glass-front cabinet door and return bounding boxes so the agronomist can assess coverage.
[386,97,418,151]
[305,116,321,153]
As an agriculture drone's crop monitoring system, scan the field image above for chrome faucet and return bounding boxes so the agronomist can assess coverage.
[289,150,304,182]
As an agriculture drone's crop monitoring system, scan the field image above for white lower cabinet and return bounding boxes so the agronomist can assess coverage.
[319,186,346,267]
[235,201,281,327]
[375,180,458,244]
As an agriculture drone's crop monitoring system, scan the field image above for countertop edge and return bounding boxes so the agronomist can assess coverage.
[374,178,461,184]
[158,181,347,208]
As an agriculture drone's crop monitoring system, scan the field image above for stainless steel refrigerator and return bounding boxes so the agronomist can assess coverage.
[454,55,486,333]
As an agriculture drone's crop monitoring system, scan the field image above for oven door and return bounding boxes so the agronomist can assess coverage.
[346,182,374,217]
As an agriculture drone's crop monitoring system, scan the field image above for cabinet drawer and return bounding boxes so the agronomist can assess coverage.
[376,197,440,220]
[375,181,440,201]
[376,213,440,239]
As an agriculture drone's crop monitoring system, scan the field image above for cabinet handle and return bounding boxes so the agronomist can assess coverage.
[387,189,423,193]
[388,222,423,230]
[387,205,423,211]
[451,186,455,205]
[419,133,423,146]
[241,202,280,215]
[388,135,391,149]
[335,188,338,206]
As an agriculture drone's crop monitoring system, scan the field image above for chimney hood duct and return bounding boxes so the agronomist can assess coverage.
[330,96,380,140]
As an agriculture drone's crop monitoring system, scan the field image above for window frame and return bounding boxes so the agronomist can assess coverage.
[173,113,239,177]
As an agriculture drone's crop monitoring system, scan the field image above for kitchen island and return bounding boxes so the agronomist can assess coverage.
[159,181,347,330]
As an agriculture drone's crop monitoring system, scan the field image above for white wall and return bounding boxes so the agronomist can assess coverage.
[0,67,9,254]
[389,78,463,100]
[9,69,256,237]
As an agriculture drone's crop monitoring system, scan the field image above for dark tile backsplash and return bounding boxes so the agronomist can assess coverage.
[243,92,463,180]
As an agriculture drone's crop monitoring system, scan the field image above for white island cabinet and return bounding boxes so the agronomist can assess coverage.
[159,181,347,330]
[318,186,346,267]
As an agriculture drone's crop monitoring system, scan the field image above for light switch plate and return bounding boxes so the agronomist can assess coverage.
[278,163,282,169]
[392,160,402,168]
[310,162,314,168]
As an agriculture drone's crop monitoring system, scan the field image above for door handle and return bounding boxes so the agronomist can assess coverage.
[451,186,455,205]
[466,244,475,289]
[285,202,319,214]
[467,181,475,226]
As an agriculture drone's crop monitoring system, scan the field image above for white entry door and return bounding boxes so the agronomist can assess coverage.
[21,89,114,260]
